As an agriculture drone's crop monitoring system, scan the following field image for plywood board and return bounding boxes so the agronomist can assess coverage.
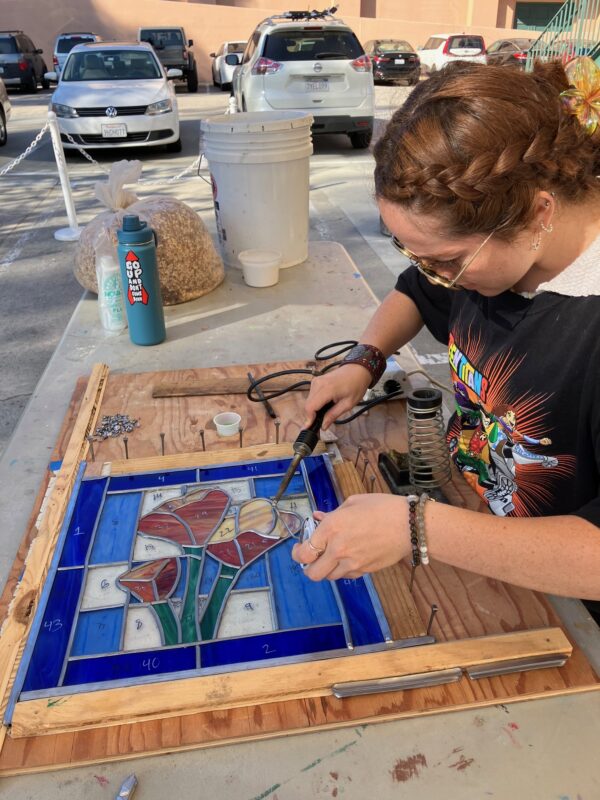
[0,361,598,776]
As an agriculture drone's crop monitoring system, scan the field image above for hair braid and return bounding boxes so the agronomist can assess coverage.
[373,60,600,237]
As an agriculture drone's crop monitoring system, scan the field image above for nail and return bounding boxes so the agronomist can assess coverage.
[275,419,280,445]
[200,429,206,452]
[409,564,417,593]
[369,475,376,493]
[354,445,363,468]
[239,427,244,448]
[87,435,95,462]
[123,436,129,460]
[362,457,369,482]
[426,604,438,636]
[160,432,165,456]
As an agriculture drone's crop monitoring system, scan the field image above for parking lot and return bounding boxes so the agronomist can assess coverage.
[0,80,449,456]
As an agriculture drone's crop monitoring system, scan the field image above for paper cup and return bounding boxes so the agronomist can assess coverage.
[213,412,242,437]
[239,249,281,288]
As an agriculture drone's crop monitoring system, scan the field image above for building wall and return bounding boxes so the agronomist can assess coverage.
[0,0,539,81]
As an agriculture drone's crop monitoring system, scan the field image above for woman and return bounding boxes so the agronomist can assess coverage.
[292,59,600,605]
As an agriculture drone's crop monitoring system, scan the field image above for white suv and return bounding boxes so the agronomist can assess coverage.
[230,9,374,149]
[418,33,487,74]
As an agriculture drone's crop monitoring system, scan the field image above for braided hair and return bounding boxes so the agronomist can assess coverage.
[373,61,600,239]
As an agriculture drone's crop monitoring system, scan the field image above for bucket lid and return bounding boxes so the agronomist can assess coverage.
[200,110,313,135]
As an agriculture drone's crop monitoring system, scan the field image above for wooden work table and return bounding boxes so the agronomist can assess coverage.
[1,242,599,797]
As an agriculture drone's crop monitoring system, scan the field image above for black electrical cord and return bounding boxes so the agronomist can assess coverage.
[246,340,405,424]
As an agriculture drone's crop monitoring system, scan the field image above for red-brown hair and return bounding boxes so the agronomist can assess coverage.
[373,61,600,238]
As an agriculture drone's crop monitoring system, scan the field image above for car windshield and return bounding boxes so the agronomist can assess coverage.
[61,49,162,81]
[376,40,414,52]
[0,37,17,55]
[513,39,534,49]
[448,36,484,50]
[57,36,96,53]
[227,42,246,54]
[263,29,363,61]
[139,30,183,49]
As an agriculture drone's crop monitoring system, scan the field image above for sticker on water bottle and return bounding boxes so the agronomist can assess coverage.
[125,249,149,306]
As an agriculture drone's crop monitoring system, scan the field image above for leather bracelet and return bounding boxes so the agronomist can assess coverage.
[341,344,387,389]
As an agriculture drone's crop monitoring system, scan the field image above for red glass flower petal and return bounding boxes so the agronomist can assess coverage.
[206,540,242,568]
[170,489,230,547]
[118,557,179,602]
[137,512,193,546]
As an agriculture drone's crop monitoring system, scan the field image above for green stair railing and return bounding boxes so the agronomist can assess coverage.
[525,0,600,70]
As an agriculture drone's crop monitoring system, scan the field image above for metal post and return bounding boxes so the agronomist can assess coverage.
[47,110,81,242]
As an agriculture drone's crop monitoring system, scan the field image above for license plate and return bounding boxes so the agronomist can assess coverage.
[101,124,127,139]
[394,58,405,64]
[305,79,329,92]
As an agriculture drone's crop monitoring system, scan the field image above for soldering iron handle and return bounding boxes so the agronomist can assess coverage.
[295,400,335,454]
[311,400,335,433]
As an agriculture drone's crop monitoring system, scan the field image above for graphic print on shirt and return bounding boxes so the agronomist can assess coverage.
[446,327,574,517]
[125,250,149,306]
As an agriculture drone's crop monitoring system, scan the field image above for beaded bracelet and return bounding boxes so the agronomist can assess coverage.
[407,495,421,568]
[342,344,387,389]
[416,493,430,566]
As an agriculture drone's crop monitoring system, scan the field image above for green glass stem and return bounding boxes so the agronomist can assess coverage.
[153,601,180,646]
[200,563,239,641]
[180,547,203,643]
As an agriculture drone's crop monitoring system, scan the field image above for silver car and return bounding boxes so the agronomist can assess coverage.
[47,42,181,151]
[231,10,374,149]
[53,32,102,77]
[0,77,11,146]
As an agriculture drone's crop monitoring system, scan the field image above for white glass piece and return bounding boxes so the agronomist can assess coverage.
[133,533,183,561]
[202,480,252,502]
[140,486,186,516]
[277,495,312,520]
[81,564,130,609]
[122,605,163,651]
[216,589,274,638]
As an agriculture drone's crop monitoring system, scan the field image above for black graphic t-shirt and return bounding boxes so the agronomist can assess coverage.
[395,266,600,528]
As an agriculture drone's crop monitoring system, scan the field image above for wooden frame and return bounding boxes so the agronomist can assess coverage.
[0,362,598,775]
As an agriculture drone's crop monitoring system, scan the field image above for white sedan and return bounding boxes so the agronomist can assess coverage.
[46,41,181,151]
[210,41,246,89]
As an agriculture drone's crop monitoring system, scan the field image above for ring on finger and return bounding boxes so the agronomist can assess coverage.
[307,539,325,557]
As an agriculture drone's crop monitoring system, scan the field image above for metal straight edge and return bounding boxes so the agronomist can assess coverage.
[332,667,463,698]
[3,461,88,725]
[465,653,569,680]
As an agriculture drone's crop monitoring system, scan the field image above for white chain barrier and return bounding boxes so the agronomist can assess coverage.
[0,123,49,177]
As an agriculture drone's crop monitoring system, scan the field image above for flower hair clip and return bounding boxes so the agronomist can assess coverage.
[559,56,600,135]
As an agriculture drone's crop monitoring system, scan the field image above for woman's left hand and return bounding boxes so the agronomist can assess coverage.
[291,493,411,581]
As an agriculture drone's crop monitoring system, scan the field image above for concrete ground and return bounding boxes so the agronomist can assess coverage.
[0,81,450,458]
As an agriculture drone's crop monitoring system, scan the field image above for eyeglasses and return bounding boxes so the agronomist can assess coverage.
[391,228,496,290]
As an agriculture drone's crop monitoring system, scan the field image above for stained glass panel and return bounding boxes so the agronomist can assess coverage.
[12,455,396,705]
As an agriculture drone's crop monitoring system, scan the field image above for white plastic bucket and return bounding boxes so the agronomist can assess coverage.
[200,111,313,269]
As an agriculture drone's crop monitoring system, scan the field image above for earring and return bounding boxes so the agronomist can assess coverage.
[531,230,542,251]
[541,221,554,233]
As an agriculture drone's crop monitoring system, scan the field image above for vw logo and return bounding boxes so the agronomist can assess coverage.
[313,63,323,73]
[105,107,118,118]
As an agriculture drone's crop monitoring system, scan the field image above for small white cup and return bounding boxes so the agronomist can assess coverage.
[238,249,281,288]
[213,411,242,437]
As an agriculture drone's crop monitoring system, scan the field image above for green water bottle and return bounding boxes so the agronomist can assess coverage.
[117,214,166,346]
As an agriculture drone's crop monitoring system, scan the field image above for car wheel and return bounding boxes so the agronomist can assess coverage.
[349,129,372,149]
[241,96,247,112]
[166,137,182,153]
[21,71,37,93]
[0,109,7,147]
[187,68,198,93]
[41,65,50,89]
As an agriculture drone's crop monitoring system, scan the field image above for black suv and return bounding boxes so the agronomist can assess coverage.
[138,27,198,92]
[0,30,48,92]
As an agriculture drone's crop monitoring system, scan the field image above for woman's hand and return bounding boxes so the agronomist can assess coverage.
[291,493,411,580]
[304,364,372,430]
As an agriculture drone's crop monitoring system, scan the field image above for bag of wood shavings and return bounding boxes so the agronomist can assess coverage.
[74,159,224,305]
